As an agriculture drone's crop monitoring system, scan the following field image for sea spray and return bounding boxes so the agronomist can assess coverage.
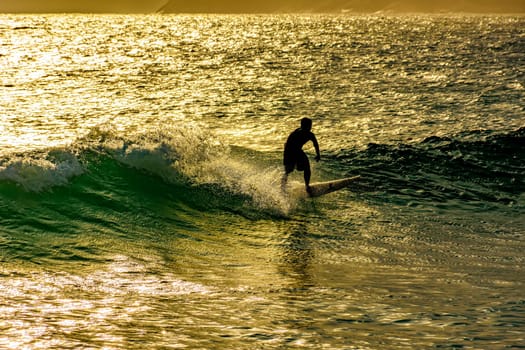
[82,123,297,215]
[0,122,296,214]
[0,150,84,192]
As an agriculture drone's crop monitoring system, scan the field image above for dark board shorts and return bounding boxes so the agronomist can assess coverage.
[284,150,309,173]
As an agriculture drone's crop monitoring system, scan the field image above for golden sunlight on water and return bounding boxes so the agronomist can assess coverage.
[2,15,523,155]
[1,14,524,349]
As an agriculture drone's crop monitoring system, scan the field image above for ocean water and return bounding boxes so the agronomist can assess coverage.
[1,14,524,349]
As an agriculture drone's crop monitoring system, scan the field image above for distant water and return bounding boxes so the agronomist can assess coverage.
[1,14,524,349]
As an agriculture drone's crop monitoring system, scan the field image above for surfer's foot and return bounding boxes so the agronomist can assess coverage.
[306,185,312,195]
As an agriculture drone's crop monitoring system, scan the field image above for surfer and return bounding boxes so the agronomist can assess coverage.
[282,117,321,194]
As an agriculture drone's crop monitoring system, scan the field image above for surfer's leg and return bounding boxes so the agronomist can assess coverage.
[304,167,311,193]
[302,156,312,193]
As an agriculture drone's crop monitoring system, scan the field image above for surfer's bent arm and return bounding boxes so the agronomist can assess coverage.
[311,134,320,161]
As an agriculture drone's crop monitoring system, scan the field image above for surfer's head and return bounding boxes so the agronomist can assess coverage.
[300,117,312,131]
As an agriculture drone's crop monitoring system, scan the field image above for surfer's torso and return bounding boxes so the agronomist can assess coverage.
[283,128,317,170]
[284,128,315,154]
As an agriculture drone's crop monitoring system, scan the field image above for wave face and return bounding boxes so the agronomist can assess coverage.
[2,126,523,238]
[0,123,295,233]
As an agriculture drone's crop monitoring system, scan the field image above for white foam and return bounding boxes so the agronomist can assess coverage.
[201,156,296,215]
[92,123,298,215]
[0,150,84,192]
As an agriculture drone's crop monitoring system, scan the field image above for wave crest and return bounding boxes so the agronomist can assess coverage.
[0,149,84,192]
[1,122,295,215]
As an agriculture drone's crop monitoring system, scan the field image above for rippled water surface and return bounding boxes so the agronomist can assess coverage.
[1,14,524,349]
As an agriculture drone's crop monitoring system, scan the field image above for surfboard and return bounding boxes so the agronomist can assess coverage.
[307,175,361,198]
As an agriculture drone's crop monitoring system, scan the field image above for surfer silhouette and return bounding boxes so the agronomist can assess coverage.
[282,117,321,194]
